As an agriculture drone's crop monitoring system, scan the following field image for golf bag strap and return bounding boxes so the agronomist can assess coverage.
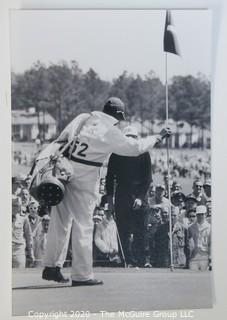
[55,113,92,159]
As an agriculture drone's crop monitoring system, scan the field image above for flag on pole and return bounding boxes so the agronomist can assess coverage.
[164,10,180,55]
[163,9,181,272]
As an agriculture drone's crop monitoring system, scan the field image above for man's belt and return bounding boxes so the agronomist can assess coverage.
[70,155,103,167]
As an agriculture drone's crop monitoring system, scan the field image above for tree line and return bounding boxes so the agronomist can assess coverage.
[11,60,210,138]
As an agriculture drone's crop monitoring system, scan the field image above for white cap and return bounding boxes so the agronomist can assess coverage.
[28,199,39,207]
[42,214,50,221]
[123,126,138,138]
[196,205,207,215]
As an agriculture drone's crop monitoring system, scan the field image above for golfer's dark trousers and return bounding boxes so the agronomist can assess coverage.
[115,187,137,265]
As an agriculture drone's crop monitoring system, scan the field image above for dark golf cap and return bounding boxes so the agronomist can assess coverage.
[186,194,197,202]
[171,191,186,201]
[103,97,125,121]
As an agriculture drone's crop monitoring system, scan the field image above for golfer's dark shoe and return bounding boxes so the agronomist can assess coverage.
[71,279,103,287]
[42,267,69,283]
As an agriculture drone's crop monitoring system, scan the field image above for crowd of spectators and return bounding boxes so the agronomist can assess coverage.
[12,175,51,268]
[93,175,211,271]
[12,145,211,271]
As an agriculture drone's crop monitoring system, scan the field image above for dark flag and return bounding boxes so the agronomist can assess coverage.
[164,10,180,55]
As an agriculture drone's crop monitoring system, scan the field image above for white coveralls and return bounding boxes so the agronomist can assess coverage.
[42,111,159,281]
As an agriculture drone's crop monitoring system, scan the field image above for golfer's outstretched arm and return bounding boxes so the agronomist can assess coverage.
[106,127,171,157]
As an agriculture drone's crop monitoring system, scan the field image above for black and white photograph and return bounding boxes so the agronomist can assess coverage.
[9,6,215,318]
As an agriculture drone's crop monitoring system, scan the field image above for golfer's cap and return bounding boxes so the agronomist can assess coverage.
[196,205,207,215]
[103,97,125,121]
[123,125,138,138]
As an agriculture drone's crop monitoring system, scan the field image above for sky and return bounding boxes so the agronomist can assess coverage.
[9,9,212,82]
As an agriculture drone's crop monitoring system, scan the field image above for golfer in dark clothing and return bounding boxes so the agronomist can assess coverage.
[106,126,152,266]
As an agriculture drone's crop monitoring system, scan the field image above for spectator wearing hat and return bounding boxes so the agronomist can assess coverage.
[171,191,188,227]
[187,180,207,206]
[24,175,32,189]
[28,200,41,233]
[203,179,211,202]
[144,205,162,267]
[171,207,187,268]
[185,194,198,213]
[27,200,42,266]
[171,191,186,210]
[106,125,152,267]
[161,206,170,224]
[147,184,171,209]
[33,215,50,267]
[171,181,182,193]
[19,187,31,216]
[12,196,34,268]
[12,177,22,196]
[154,206,171,268]
[187,208,197,226]
[93,212,104,225]
[187,205,211,271]
[38,205,52,218]
[154,206,188,268]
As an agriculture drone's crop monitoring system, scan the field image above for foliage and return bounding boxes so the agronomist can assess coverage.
[11,60,210,138]
[169,75,210,128]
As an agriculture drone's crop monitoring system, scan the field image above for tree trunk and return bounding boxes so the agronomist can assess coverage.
[175,126,179,149]
[57,101,62,135]
[37,104,41,141]
[201,127,204,150]
[190,124,193,149]
[42,105,46,142]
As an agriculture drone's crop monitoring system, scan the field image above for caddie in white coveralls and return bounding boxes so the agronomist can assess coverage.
[41,97,171,286]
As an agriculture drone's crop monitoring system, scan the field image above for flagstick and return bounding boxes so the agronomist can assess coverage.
[165,52,174,272]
